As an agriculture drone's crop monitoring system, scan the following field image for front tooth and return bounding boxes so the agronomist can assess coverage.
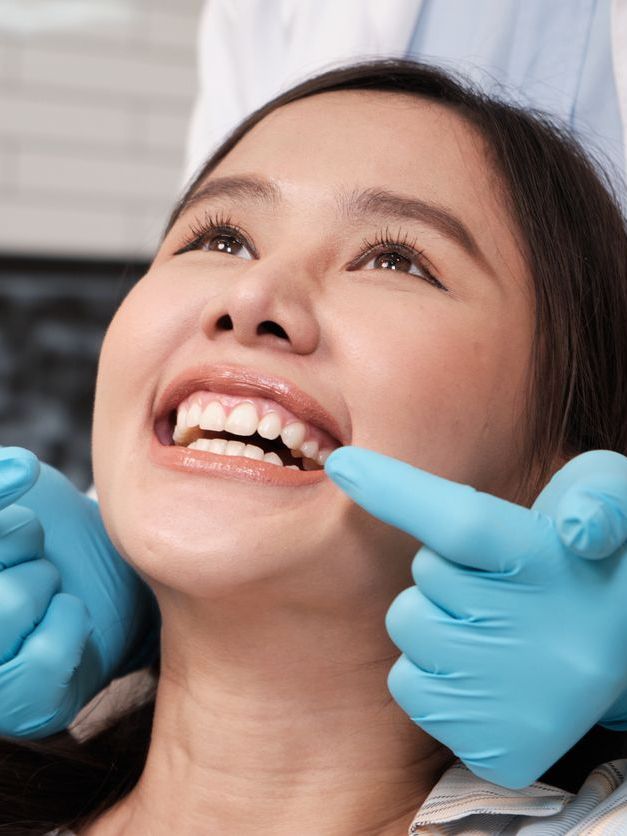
[186,401,202,428]
[300,439,319,459]
[225,402,259,436]
[200,401,226,431]
[280,421,307,450]
[257,411,282,440]
[224,440,246,456]
[263,451,283,467]
[243,443,265,461]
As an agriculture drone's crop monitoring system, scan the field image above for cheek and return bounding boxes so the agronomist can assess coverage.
[92,279,186,486]
[340,292,533,490]
[95,275,191,412]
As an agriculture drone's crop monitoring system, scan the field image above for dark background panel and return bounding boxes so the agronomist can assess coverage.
[0,255,149,490]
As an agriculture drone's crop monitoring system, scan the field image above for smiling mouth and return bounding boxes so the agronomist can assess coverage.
[168,422,320,470]
[155,390,341,473]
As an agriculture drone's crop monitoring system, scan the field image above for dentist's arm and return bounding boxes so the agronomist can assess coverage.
[324,447,627,789]
[0,447,160,738]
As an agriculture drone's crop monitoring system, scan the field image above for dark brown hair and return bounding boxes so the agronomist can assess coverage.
[1,59,625,834]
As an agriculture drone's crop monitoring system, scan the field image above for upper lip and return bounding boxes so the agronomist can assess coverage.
[154,364,349,446]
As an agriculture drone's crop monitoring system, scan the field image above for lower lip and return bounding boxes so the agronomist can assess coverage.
[149,432,328,487]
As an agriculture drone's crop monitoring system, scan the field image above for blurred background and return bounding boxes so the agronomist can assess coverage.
[0,0,203,488]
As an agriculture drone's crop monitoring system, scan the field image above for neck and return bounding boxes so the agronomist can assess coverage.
[84,586,455,836]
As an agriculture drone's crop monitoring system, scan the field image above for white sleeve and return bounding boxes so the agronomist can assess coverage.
[181,0,418,189]
[181,0,294,187]
[611,0,627,182]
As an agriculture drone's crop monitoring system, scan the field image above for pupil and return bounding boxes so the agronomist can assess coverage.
[376,252,409,271]
[214,236,237,254]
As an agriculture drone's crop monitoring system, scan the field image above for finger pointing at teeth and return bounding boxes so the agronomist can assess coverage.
[323,445,557,573]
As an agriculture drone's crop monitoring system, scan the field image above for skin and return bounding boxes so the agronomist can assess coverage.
[87,90,539,835]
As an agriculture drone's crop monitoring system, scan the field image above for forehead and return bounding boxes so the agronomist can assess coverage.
[214,90,498,215]
[209,90,523,279]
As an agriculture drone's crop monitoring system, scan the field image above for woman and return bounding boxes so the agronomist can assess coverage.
[2,58,626,834]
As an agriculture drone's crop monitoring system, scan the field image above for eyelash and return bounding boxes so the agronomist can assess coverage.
[176,210,249,256]
[174,210,447,291]
[357,227,446,290]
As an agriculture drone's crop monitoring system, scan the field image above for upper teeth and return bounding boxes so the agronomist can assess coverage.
[173,396,334,468]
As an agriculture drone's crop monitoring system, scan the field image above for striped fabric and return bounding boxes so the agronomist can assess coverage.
[45,759,627,834]
[409,759,627,834]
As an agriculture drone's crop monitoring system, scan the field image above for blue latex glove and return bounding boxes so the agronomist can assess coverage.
[324,446,627,789]
[0,447,160,738]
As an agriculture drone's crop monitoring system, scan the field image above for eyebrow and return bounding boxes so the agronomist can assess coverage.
[178,175,282,215]
[171,174,493,274]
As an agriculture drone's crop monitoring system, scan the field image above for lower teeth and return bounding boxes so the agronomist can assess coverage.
[184,438,317,470]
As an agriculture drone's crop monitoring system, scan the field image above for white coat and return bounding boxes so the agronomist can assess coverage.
[182,0,627,186]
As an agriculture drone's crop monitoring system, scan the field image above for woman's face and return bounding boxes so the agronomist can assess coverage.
[92,91,534,601]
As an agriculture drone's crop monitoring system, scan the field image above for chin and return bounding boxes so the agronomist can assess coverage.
[103,492,314,597]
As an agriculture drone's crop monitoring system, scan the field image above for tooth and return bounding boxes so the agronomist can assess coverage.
[300,439,319,460]
[224,440,246,456]
[200,401,226,431]
[263,451,283,467]
[186,402,202,428]
[290,449,303,458]
[208,438,228,454]
[257,412,281,440]
[177,426,202,446]
[286,465,300,470]
[187,438,212,451]
[243,443,265,461]
[280,422,307,450]
[225,402,258,436]
[176,405,188,430]
[317,448,332,465]
[173,422,189,444]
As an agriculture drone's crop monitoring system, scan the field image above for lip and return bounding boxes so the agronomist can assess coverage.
[149,433,328,486]
[153,363,349,447]
[150,363,349,487]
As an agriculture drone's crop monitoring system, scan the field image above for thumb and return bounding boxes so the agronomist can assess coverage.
[0,448,41,510]
[553,451,627,559]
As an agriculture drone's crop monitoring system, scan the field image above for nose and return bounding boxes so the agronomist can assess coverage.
[199,259,321,355]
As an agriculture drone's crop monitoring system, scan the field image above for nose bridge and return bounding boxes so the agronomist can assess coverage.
[199,250,322,353]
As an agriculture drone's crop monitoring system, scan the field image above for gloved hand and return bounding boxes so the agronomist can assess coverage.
[0,447,160,739]
[324,446,627,789]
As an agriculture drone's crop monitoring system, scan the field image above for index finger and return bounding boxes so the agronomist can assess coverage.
[325,445,556,572]
[0,448,40,511]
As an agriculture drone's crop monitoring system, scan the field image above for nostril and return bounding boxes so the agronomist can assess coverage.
[257,321,288,339]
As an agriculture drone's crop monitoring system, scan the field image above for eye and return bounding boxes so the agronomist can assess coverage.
[201,231,253,259]
[173,211,255,260]
[354,228,448,291]
[363,250,420,275]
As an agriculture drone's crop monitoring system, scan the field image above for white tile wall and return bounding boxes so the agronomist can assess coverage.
[0,0,204,260]
[0,197,133,256]
[18,148,181,203]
